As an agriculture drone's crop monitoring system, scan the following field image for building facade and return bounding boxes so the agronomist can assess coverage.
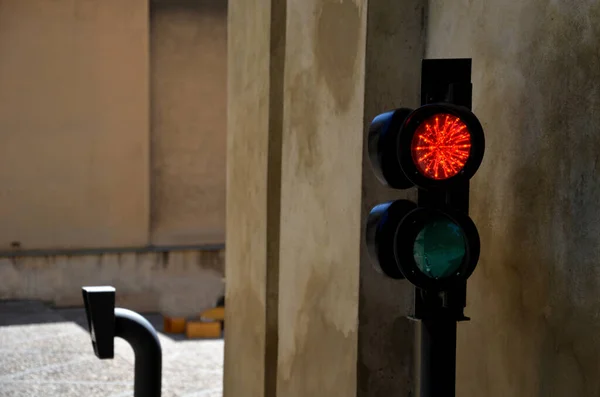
[0,0,227,316]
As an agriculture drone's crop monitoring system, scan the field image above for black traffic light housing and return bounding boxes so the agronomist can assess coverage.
[366,58,485,397]
[366,58,484,320]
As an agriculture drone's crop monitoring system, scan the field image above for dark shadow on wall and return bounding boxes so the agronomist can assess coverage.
[511,3,600,396]
[357,0,427,396]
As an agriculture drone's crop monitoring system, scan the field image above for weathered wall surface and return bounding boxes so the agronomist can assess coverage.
[276,1,366,396]
[0,250,224,317]
[0,0,150,250]
[424,1,600,395]
[150,0,227,246]
[225,0,367,396]
[224,0,277,394]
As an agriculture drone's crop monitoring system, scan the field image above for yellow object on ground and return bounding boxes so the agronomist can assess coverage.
[200,307,225,321]
[163,316,186,334]
[186,321,222,339]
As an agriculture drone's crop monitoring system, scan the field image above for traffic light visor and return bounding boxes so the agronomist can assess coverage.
[410,113,471,180]
[366,200,417,279]
[367,108,414,189]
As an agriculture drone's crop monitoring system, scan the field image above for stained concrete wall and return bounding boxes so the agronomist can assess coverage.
[276,0,366,396]
[225,0,367,396]
[0,250,224,317]
[224,0,277,394]
[359,0,600,396]
[424,1,600,395]
[150,0,227,246]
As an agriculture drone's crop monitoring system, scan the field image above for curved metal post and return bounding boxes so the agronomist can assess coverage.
[114,308,162,397]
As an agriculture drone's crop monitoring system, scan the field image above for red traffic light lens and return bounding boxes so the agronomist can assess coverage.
[410,113,472,180]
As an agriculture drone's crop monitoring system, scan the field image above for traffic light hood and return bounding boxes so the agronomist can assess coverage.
[367,108,414,189]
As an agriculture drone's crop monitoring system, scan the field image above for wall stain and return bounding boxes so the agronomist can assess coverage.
[314,0,360,112]
[425,0,600,396]
[288,70,321,177]
[278,268,357,397]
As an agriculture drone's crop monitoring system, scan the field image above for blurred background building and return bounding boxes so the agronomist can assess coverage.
[0,0,227,316]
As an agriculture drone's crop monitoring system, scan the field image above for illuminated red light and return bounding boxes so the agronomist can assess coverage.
[410,113,472,180]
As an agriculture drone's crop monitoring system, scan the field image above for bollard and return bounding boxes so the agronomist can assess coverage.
[82,286,162,397]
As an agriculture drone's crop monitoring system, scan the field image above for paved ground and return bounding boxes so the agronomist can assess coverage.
[0,301,223,397]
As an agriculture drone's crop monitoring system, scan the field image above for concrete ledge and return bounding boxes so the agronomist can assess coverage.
[0,249,225,317]
[0,243,225,258]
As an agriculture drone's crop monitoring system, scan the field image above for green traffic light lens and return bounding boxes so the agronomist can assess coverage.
[412,216,466,279]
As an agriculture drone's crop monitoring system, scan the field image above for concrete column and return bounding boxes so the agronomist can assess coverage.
[224,0,285,396]
[225,0,367,396]
[275,0,366,396]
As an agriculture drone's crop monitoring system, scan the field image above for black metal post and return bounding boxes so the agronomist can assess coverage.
[114,308,162,397]
[419,316,457,397]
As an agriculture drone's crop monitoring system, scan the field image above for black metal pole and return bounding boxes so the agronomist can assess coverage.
[419,316,457,397]
[114,308,162,397]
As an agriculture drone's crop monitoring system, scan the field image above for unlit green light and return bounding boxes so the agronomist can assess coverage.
[413,217,466,279]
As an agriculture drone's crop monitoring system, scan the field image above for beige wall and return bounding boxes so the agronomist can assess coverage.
[150,0,227,246]
[225,0,366,396]
[0,0,227,312]
[224,0,275,394]
[0,0,227,252]
[0,0,150,250]
[276,0,365,396]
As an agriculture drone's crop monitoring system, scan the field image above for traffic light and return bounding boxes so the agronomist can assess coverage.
[366,58,484,396]
[366,58,484,316]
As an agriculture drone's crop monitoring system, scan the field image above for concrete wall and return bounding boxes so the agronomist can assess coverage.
[357,0,600,395]
[224,0,283,395]
[224,0,366,396]
[0,0,150,250]
[0,250,224,317]
[424,1,600,395]
[150,0,227,246]
[0,0,228,314]
[276,0,366,396]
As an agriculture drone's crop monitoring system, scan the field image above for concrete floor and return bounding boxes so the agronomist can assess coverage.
[0,301,223,397]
